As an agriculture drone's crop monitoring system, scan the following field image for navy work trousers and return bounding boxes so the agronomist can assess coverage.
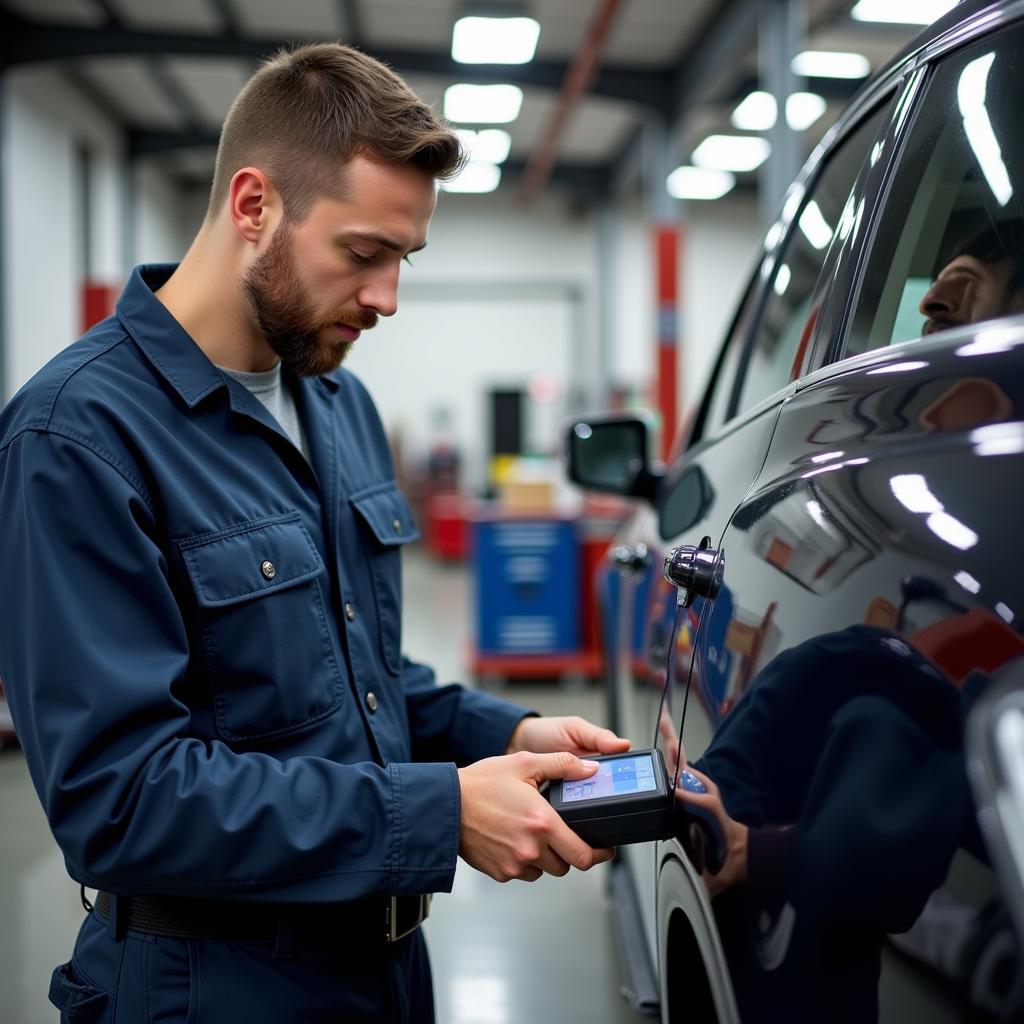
[49,907,435,1023]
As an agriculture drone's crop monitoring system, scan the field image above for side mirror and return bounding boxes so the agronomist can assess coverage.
[566,416,663,502]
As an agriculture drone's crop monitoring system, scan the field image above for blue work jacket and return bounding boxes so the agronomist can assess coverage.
[0,264,527,904]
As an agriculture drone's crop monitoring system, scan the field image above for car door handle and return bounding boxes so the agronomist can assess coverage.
[609,542,651,575]
[663,543,723,608]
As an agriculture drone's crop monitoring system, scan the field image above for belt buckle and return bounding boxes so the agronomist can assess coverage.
[385,893,431,943]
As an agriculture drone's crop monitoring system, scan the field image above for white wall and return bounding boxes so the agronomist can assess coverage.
[682,194,762,410]
[1,67,189,400]
[3,66,120,396]
[134,159,198,266]
[346,189,600,492]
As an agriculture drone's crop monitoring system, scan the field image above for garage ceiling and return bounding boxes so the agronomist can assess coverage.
[0,0,928,201]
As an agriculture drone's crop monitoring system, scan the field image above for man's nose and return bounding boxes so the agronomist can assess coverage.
[919,278,961,318]
[357,268,399,318]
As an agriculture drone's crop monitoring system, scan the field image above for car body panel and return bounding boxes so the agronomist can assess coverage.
[588,3,1024,1019]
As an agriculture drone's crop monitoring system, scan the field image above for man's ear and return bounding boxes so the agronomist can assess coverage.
[228,168,281,244]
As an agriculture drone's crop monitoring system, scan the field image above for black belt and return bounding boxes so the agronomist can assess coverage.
[94,890,431,945]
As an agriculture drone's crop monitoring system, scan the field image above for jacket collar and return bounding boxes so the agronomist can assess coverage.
[117,263,341,406]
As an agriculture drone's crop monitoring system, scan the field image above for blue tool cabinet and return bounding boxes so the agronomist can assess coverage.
[474,517,579,655]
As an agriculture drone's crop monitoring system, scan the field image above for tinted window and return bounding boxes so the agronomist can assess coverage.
[848,29,1024,356]
[735,103,893,415]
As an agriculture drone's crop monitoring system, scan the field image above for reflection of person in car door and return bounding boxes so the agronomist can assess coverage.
[672,625,995,1023]
[920,220,1024,336]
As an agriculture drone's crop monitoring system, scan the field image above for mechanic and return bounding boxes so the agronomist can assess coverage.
[0,43,629,1023]
[920,219,1024,336]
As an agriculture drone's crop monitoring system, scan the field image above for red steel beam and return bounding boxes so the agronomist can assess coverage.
[517,0,624,204]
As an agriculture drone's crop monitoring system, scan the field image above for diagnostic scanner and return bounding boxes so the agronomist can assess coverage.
[546,749,673,848]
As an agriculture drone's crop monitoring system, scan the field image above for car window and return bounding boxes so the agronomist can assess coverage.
[734,103,893,416]
[847,28,1024,356]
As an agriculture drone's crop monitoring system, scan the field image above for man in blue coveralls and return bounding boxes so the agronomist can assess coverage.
[0,43,628,1022]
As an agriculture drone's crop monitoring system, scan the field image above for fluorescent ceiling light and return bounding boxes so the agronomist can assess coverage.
[792,50,870,79]
[851,0,958,24]
[444,84,523,123]
[666,165,735,200]
[730,91,826,131]
[732,91,776,131]
[692,134,770,172]
[798,200,833,250]
[454,128,512,164]
[786,92,827,130]
[958,53,1013,206]
[452,15,541,64]
[440,161,501,193]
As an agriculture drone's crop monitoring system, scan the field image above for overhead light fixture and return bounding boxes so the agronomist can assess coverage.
[452,14,541,64]
[851,0,958,24]
[444,83,524,123]
[691,134,771,173]
[792,50,871,79]
[731,91,776,131]
[454,128,512,164]
[731,91,827,131]
[786,92,827,130]
[440,161,502,193]
[666,165,735,200]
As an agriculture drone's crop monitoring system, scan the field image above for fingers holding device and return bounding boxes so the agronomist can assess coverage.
[458,751,615,883]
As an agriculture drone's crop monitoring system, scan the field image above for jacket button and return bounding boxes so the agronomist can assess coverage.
[261,560,276,580]
[393,518,402,532]
[366,692,378,712]
[345,602,356,621]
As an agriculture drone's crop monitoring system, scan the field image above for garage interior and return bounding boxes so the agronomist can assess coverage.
[0,1,952,1021]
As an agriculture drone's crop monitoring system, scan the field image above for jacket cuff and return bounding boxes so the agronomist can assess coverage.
[388,761,461,894]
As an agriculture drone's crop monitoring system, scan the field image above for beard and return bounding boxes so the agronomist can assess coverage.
[242,223,377,378]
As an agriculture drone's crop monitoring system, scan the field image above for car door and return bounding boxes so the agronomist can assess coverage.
[607,80,908,1017]
[666,14,1024,1023]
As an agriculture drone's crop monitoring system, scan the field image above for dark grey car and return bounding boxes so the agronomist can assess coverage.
[571,2,1024,1020]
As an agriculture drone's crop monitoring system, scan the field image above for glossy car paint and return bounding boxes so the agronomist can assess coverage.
[592,3,1024,1021]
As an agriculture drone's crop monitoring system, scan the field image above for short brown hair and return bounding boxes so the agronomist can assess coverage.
[208,42,463,221]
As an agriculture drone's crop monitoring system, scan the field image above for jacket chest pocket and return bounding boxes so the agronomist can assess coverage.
[179,513,344,742]
[350,485,420,675]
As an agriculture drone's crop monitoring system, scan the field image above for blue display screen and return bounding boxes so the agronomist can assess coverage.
[561,754,657,804]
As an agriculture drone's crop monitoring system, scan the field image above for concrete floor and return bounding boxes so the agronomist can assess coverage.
[0,547,647,1023]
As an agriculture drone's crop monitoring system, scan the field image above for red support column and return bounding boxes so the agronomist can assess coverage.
[81,281,117,333]
[654,223,680,461]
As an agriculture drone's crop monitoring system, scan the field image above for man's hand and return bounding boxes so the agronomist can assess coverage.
[506,715,630,758]
[457,751,614,883]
